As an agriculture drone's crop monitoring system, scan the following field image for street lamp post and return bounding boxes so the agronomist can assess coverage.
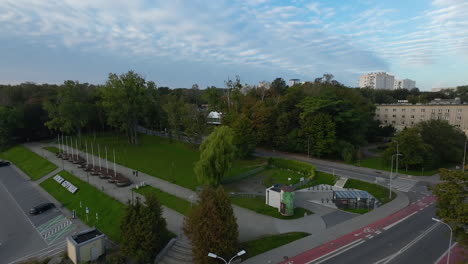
[463,139,467,172]
[390,153,402,200]
[432,218,453,264]
[208,250,246,264]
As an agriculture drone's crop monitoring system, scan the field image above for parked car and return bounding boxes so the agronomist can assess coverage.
[0,160,10,167]
[29,203,55,215]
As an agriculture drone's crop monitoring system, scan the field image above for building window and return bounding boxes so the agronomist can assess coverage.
[376,114,380,117]
[438,109,442,113]
[411,115,415,118]
[457,116,462,120]
[411,121,414,124]
[401,121,405,124]
[432,109,436,113]
[402,109,406,112]
[385,109,388,112]
[445,116,449,120]
[392,121,396,124]
[384,114,388,118]
[384,120,387,123]
[393,108,396,112]
[457,109,462,113]
[402,115,405,118]
[446,109,450,113]
[392,114,396,118]
[421,109,425,112]
[411,109,416,112]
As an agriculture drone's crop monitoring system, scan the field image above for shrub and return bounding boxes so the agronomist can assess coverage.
[267,157,315,178]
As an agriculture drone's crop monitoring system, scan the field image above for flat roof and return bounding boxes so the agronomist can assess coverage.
[334,190,372,199]
[72,228,104,244]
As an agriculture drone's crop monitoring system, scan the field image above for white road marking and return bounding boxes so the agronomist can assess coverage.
[305,239,365,264]
[434,242,458,264]
[383,211,418,231]
[374,223,440,264]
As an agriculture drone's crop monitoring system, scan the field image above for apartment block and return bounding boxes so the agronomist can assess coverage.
[394,79,416,90]
[375,102,468,134]
[358,72,395,90]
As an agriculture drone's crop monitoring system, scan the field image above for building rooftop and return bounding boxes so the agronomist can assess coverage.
[72,228,104,244]
[334,190,372,199]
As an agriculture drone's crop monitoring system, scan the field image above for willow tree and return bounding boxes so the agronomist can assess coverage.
[194,126,236,186]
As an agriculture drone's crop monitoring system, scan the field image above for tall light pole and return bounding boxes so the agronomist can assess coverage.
[390,153,402,199]
[395,140,399,178]
[432,218,452,264]
[208,250,246,264]
[463,139,467,172]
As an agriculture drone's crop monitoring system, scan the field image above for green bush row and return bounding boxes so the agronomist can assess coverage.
[267,157,315,178]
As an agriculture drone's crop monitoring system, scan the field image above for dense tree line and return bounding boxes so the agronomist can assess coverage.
[1,72,389,161]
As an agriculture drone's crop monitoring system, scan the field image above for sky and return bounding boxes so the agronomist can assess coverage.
[0,0,467,90]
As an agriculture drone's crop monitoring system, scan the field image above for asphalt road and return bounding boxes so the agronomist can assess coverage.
[317,205,450,264]
[0,167,47,263]
[0,165,74,263]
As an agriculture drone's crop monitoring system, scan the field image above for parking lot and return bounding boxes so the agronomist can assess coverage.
[0,166,76,263]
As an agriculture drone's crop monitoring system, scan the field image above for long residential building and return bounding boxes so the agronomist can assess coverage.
[359,72,395,90]
[375,100,468,134]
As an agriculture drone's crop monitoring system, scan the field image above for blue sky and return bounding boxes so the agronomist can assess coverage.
[0,0,467,90]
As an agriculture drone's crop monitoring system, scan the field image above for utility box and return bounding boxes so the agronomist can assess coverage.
[67,228,106,264]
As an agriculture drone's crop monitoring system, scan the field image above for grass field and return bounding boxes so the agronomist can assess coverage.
[352,156,439,176]
[133,185,192,216]
[43,146,60,154]
[241,232,310,259]
[261,168,305,186]
[40,170,125,242]
[230,196,312,219]
[343,178,396,205]
[0,145,57,180]
[63,133,265,190]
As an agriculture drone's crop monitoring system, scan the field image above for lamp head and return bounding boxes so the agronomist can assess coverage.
[432,217,441,222]
[237,250,246,256]
[208,253,217,258]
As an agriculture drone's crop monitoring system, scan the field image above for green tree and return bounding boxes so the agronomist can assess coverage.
[120,194,169,263]
[231,114,256,158]
[0,106,20,148]
[301,113,336,157]
[203,86,222,111]
[194,126,237,186]
[384,127,433,170]
[163,95,184,141]
[100,71,148,144]
[184,186,239,264]
[432,169,468,248]
[418,120,466,167]
[43,80,94,137]
[182,103,208,144]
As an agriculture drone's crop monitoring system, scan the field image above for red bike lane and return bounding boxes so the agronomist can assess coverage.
[280,195,436,264]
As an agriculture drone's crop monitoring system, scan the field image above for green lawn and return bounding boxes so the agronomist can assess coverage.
[230,196,312,219]
[343,178,396,205]
[40,170,125,242]
[261,168,306,187]
[133,185,192,216]
[353,156,439,176]
[241,232,310,259]
[43,146,60,154]
[63,133,265,190]
[0,145,57,180]
[299,171,337,189]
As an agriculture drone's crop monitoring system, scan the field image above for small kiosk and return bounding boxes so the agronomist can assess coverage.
[265,184,295,216]
[67,228,106,264]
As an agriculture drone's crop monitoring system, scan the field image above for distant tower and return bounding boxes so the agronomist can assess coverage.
[289,79,301,86]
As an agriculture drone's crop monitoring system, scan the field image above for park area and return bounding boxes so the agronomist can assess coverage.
[0,145,57,180]
[64,133,266,190]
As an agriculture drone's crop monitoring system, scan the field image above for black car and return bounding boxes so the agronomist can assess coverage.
[29,203,55,215]
[0,160,10,167]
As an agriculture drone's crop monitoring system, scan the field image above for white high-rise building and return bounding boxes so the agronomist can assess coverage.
[394,79,416,90]
[358,72,395,90]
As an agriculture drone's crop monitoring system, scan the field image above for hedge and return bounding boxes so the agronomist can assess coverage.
[267,157,315,178]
